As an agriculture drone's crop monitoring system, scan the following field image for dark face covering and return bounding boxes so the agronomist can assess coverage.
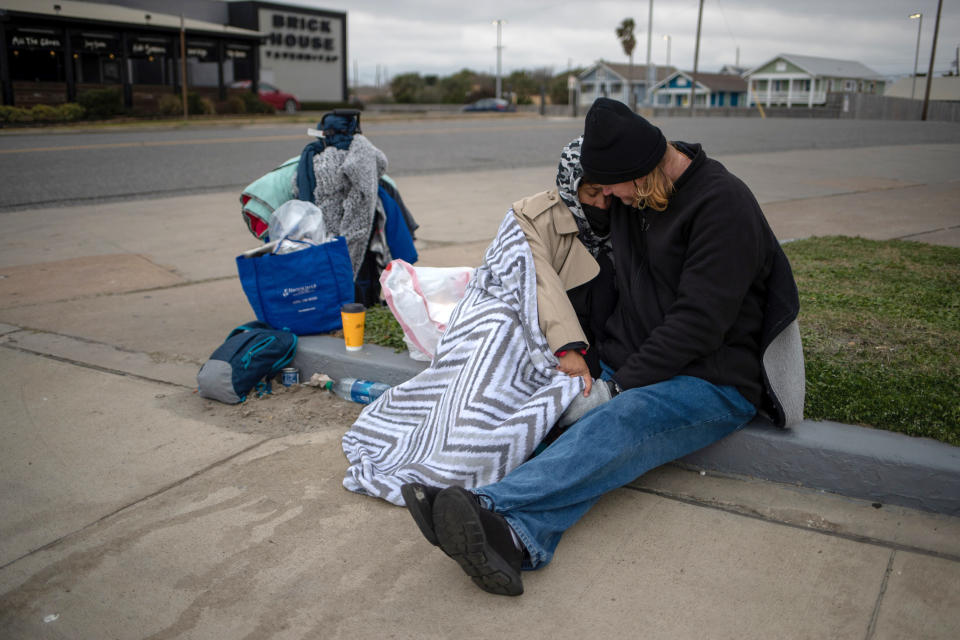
[580,202,610,236]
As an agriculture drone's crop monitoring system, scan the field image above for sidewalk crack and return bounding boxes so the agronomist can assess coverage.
[0,341,190,389]
[864,550,896,640]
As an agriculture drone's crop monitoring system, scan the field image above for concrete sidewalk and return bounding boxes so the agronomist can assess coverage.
[0,143,959,638]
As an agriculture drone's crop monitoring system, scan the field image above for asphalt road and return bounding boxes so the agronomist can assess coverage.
[2,115,960,210]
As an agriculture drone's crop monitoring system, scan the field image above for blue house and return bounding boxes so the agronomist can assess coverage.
[650,70,748,108]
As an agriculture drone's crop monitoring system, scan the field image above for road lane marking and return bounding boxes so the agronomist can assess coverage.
[0,122,577,155]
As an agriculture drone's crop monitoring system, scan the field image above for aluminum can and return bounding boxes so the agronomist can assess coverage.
[281,367,300,387]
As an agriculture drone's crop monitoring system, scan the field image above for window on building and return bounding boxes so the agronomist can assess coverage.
[581,82,594,94]
[72,33,122,84]
[610,82,622,93]
[225,44,253,83]
[128,36,172,85]
[775,61,787,72]
[8,28,65,82]
[185,40,219,87]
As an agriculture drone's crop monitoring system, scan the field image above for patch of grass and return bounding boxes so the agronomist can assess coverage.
[363,304,407,352]
[784,236,959,445]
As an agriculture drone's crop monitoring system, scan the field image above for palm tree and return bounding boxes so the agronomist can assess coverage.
[616,18,637,109]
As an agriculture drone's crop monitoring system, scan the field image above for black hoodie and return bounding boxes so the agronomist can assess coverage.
[599,142,778,406]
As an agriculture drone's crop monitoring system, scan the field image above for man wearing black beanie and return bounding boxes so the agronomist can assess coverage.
[417,97,802,596]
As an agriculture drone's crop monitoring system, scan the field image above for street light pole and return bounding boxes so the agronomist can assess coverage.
[663,34,671,67]
[180,13,187,120]
[910,12,922,100]
[645,0,654,106]
[492,20,505,100]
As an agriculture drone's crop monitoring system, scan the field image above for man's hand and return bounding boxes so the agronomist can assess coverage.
[557,351,593,396]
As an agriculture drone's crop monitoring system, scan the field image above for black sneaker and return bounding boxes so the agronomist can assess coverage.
[432,486,524,596]
[401,482,442,547]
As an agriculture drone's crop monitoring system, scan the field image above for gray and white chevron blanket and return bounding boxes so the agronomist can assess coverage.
[341,214,584,505]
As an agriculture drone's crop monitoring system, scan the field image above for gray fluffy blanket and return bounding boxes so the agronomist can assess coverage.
[341,214,583,505]
[309,134,387,277]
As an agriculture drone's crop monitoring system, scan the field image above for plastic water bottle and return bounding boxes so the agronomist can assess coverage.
[325,377,391,405]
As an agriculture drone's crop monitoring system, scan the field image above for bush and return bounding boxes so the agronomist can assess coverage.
[298,100,365,111]
[217,95,247,114]
[0,103,84,125]
[157,94,182,116]
[56,102,86,121]
[239,91,274,114]
[30,104,60,122]
[77,87,123,119]
[0,105,32,124]
[186,92,215,115]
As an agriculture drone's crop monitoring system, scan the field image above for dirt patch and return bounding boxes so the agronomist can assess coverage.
[164,378,366,439]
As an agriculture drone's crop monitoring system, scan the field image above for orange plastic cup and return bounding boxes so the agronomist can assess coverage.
[341,303,366,352]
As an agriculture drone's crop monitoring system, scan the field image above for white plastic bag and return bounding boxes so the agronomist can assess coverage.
[380,260,474,361]
[268,200,329,253]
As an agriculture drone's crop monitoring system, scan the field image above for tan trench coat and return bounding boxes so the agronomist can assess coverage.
[512,188,600,353]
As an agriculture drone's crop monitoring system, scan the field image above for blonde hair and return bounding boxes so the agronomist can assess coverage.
[633,145,676,211]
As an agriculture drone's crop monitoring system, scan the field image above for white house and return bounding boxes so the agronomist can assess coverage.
[577,60,676,109]
[744,53,885,108]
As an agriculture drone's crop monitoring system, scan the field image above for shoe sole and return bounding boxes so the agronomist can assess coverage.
[433,490,523,596]
[401,483,439,547]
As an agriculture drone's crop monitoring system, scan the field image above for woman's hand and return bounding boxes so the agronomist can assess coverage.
[557,351,593,396]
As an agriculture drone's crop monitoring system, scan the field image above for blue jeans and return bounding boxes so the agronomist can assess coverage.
[475,375,756,569]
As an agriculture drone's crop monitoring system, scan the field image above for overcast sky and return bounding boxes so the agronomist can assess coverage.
[278,0,959,84]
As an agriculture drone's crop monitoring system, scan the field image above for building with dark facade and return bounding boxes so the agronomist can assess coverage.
[0,0,347,109]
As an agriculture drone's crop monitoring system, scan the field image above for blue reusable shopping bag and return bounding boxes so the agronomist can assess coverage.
[236,236,355,335]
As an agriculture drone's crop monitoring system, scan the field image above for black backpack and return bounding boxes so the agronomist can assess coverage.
[197,322,298,404]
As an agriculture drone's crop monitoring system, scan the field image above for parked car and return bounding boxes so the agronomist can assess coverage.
[462,98,515,112]
[231,80,300,113]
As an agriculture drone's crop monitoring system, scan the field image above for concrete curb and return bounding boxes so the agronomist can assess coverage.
[293,336,960,517]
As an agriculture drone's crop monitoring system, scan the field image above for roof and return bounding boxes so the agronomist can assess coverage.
[580,61,677,83]
[1,0,263,37]
[651,70,747,93]
[688,71,747,92]
[746,53,883,80]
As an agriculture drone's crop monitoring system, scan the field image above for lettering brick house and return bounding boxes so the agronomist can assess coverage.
[0,0,348,108]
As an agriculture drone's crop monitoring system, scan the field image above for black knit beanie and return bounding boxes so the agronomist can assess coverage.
[580,97,667,184]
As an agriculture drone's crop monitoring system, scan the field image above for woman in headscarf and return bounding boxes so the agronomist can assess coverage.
[512,136,617,397]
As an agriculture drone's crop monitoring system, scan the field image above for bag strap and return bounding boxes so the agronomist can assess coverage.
[228,320,272,339]
[269,334,299,374]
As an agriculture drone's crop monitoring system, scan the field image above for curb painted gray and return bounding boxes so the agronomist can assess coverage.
[293,335,960,516]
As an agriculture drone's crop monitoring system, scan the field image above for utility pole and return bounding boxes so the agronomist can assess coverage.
[493,20,506,99]
[689,0,704,115]
[922,0,943,121]
[910,12,923,100]
[645,1,654,106]
[179,14,187,119]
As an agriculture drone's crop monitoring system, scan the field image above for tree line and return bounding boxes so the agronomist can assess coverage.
[388,67,584,105]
